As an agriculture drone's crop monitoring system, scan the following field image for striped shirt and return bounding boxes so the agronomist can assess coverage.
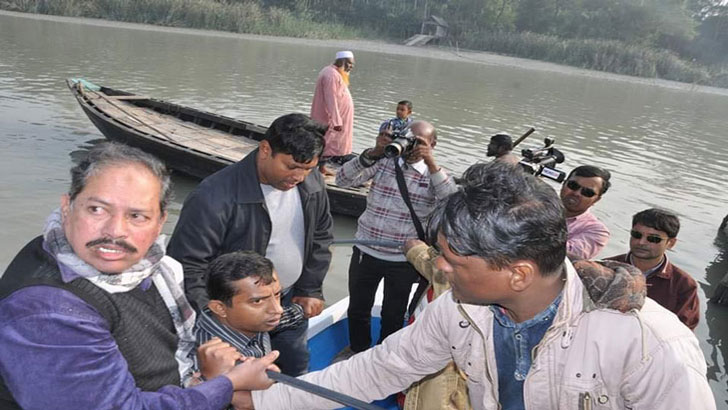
[195,307,270,358]
[336,155,457,261]
[194,303,304,359]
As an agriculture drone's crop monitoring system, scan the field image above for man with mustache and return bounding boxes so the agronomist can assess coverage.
[0,143,278,409]
[560,165,612,260]
[607,208,699,330]
[168,113,333,377]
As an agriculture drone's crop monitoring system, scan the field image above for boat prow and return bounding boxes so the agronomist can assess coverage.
[66,78,367,217]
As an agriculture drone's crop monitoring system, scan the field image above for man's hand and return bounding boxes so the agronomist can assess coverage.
[224,350,280,391]
[198,337,243,380]
[292,296,324,318]
[370,128,393,157]
[409,137,438,172]
[333,125,343,132]
[404,239,426,254]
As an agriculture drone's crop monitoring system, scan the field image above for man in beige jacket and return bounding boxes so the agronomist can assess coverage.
[402,239,471,410]
[239,162,715,410]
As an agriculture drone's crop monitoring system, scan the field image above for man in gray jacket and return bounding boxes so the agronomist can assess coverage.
[238,161,715,410]
[168,113,333,376]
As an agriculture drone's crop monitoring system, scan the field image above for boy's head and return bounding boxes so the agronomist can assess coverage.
[396,100,413,120]
[206,251,284,337]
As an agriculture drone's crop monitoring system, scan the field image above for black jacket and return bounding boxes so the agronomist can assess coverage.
[167,149,333,311]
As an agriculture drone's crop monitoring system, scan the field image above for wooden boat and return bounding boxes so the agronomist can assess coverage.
[66,78,367,217]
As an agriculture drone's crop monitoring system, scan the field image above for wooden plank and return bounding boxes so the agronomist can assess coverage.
[108,95,150,100]
[90,93,259,154]
[404,34,434,46]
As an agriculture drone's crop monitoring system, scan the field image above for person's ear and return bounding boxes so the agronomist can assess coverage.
[509,261,536,292]
[208,300,228,318]
[666,237,677,250]
[60,194,71,219]
[259,140,272,160]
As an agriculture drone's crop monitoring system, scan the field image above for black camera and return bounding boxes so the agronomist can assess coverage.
[384,128,417,158]
[519,137,566,182]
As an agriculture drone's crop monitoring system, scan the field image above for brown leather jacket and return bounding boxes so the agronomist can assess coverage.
[606,253,699,330]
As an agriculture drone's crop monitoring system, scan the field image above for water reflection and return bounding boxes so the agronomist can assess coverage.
[704,232,728,407]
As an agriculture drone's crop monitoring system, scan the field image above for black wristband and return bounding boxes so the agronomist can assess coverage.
[359,148,382,167]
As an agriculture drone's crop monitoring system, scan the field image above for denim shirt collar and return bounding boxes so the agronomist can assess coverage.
[491,291,563,410]
[491,291,563,330]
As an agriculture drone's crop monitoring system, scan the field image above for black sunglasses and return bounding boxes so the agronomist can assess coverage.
[630,230,666,244]
[565,180,597,198]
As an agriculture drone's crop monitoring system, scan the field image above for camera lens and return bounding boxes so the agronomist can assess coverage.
[384,143,403,158]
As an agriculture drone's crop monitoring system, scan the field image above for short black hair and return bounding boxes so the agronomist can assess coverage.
[206,251,275,306]
[264,113,326,163]
[429,161,567,276]
[398,100,413,111]
[566,165,611,196]
[632,208,680,238]
[490,134,513,150]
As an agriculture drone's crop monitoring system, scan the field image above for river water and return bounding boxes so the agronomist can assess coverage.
[1,10,728,404]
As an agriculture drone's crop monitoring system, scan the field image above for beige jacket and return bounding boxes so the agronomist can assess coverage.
[253,260,715,410]
[403,244,471,410]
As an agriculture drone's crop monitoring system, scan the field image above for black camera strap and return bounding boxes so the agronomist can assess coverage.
[393,160,429,317]
[393,159,426,241]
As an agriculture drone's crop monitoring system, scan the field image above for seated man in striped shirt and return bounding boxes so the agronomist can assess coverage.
[195,251,305,377]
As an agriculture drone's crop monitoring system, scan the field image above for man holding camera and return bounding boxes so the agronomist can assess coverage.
[334,120,458,358]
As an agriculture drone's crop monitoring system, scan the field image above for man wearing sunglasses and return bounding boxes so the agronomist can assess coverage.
[560,165,611,260]
[607,208,699,330]
[237,162,716,410]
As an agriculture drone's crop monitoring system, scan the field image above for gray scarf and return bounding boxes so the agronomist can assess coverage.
[43,209,197,385]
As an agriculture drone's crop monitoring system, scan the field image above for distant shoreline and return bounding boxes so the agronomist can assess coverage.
[2,10,727,97]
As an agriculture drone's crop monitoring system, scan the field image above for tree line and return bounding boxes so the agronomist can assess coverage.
[254,0,727,65]
[3,0,727,86]
[251,0,728,85]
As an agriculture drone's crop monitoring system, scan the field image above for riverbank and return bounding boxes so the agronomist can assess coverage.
[1,0,726,88]
[2,9,727,97]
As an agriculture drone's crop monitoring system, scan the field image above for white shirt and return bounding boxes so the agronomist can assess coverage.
[260,184,305,291]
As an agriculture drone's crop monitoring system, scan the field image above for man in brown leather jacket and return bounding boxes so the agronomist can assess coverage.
[607,208,699,330]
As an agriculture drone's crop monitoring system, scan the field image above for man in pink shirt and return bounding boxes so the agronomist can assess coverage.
[310,50,355,174]
[560,165,611,260]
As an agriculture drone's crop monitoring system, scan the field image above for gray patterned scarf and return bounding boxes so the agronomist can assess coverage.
[43,209,197,385]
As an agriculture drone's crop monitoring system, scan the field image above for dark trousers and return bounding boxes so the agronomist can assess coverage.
[347,247,420,352]
[270,290,309,376]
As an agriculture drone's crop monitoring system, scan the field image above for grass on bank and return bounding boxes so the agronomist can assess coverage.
[0,0,362,38]
[461,31,728,88]
[2,0,727,88]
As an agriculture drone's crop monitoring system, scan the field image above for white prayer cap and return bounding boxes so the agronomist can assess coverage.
[335,50,354,60]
